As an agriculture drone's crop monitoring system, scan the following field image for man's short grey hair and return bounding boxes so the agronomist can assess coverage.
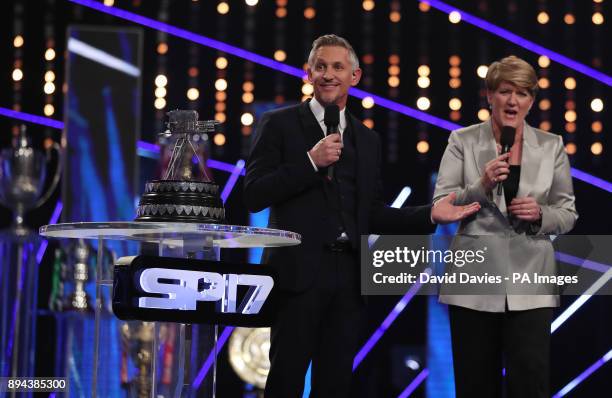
[307,34,360,71]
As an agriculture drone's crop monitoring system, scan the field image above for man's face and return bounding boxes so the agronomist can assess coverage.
[487,81,534,129]
[307,46,362,109]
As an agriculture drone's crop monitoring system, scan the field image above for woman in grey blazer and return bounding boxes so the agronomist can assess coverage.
[433,56,577,398]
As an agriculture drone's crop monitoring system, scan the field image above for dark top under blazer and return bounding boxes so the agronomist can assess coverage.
[244,101,435,292]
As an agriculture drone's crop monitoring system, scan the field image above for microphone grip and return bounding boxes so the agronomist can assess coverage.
[326,126,339,180]
[496,145,510,195]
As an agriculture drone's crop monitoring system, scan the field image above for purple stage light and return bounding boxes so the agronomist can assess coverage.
[571,168,612,193]
[36,201,64,264]
[353,269,431,371]
[221,160,246,203]
[398,368,430,398]
[192,326,235,389]
[0,107,64,130]
[553,348,612,397]
[423,0,612,87]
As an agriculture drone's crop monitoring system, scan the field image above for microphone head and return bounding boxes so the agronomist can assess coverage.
[324,104,340,127]
[501,126,516,148]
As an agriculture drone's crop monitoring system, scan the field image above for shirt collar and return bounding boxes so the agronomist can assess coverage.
[309,97,347,131]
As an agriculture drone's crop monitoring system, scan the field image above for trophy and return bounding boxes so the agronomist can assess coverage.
[0,125,61,235]
[135,110,225,224]
[229,327,271,393]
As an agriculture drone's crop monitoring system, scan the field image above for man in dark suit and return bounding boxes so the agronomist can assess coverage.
[244,34,480,397]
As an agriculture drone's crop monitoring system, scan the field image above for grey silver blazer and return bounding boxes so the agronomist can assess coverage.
[433,120,578,312]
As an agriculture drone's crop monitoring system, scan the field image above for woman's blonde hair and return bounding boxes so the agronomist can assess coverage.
[485,55,538,97]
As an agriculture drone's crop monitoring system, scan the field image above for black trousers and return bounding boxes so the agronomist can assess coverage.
[448,304,553,398]
[264,250,364,398]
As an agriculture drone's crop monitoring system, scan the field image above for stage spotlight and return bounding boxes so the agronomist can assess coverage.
[216,57,228,69]
[450,111,461,121]
[388,76,400,87]
[214,133,226,146]
[217,2,229,15]
[187,88,199,100]
[592,121,602,133]
[157,42,168,55]
[416,97,430,111]
[405,356,421,371]
[538,55,551,68]
[155,87,166,98]
[362,54,374,65]
[449,98,462,111]
[449,55,461,66]
[214,112,226,123]
[477,108,490,121]
[416,140,429,154]
[215,102,226,112]
[449,78,461,89]
[539,121,551,131]
[388,65,400,75]
[477,65,488,79]
[565,143,577,155]
[242,92,254,103]
[591,98,604,112]
[564,77,576,90]
[215,91,227,102]
[591,142,603,155]
[155,74,168,87]
[276,7,287,18]
[389,54,400,65]
[564,110,577,122]
[362,96,375,109]
[304,7,315,19]
[243,81,254,92]
[417,76,430,88]
[449,11,461,24]
[449,66,461,78]
[13,35,24,48]
[564,13,576,25]
[44,82,55,94]
[418,1,430,12]
[390,11,401,22]
[45,48,56,61]
[188,67,198,77]
[241,112,254,126]
[43,104,55,116]
[538,77,550,89]
[154,97,166,109]
[417,65,430,76]
[565,123,576,133]
[363,119,374,129]
[565,100,576,110]
[215,78,228,91]
[537,11,550,24]
[539,99,551,111]
[245,0,259,7]
[301,83,314,95]
[103,0,114,6]
[362,1,375,12]
[274,50,287,62]
[44,70,55,82]
[592,12,604,25]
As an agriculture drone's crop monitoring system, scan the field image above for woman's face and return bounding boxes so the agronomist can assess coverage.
[487,81,534,129]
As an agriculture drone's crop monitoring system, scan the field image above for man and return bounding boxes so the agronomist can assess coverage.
[244,34,480,397]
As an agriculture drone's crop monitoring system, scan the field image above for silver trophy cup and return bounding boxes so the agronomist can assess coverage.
[0,125,61,234]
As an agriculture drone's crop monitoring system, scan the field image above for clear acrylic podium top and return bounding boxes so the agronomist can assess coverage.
[39,221,301,248]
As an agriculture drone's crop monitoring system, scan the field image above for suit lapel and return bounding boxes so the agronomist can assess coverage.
[473,121,507,213]
[517,122,543,198]
[298,100,325,151]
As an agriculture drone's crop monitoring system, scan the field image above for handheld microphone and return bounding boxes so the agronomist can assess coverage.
[497,125,515,195]
[324,104,340,179]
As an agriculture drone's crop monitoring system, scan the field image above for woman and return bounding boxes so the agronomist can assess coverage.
[433,55,577,397]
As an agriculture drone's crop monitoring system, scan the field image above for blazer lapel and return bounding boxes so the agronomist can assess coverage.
[473,121,506,213]
[298,100,325,151]
[517,122,543,198]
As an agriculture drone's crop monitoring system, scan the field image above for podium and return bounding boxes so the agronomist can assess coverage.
[40,221,300,397]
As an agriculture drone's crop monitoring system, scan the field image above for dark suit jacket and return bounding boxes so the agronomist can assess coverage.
[244,101,435,292]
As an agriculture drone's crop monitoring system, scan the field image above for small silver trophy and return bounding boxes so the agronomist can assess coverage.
[0,125,61,234]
